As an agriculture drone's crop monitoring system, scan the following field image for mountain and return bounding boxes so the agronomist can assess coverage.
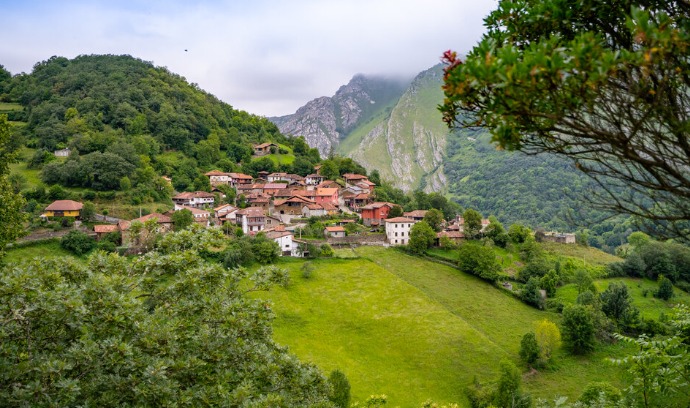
[270,74,410,157]
[272,64,631,243]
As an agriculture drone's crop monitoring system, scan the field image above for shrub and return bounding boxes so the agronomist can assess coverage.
[320,243,334,257]
[96,240,117,253]
[457,244,500,282]
[518,259,552,283]
[545,298,564,313]
[328,369,351,408]
[60,230,95,255]
[301,262,315,279]
[255,240,280,264]
[561,305,595,355]
[521,277,544,309]
[535,319,561,363]
[657,275,674,300]
[519,332,540,365]
[578,382,621,406]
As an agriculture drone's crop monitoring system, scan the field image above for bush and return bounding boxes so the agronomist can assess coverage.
[255,240,280,264]
[561,305,595,355]
[518,259,552,283]
[521,277,544,309]
[96,240,117,253]
[60,230,95,255]
[578,382,621,406]
[457,244,500,282]
[676,280,690,293]
[657,275,674,300]
[328,369,351,408]
[320,243,334,257]
[545,298,565,313]
[519,332,540,366]
[301,262,315,279]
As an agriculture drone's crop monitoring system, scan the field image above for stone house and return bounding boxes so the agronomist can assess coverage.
[342,173,369,187]
[325,226,346,238]
[253,142,278,156]
[118,213,174,246]
[94,224,119,240]
[274,195,315,216]
[404,210,428,222]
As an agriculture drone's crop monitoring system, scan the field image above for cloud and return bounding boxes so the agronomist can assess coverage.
[0,0,496,116]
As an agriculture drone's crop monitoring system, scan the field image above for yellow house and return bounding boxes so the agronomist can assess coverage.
[43,200,83,218]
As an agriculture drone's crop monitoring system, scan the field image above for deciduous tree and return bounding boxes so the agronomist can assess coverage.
[440,1,690,242]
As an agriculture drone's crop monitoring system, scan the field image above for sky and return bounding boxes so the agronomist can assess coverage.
[0,0,497,117]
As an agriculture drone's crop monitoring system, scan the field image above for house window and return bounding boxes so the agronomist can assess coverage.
[395,232,398,237]
[401,232,405,237]
[395,239,398,244]
[395,224,398,228]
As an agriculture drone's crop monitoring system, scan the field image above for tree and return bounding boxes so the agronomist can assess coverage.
[599,281,636,322]
[60,230,95,255]
[320,159,339,180]
[519,332,540,366]
[457,244,500,282]
[521,277,544,309]
[0,227,331,406]
[462,208,482,239]
[119,176,131,191]
[328,369,351,408]
[493,359,523,408]
[423,208,444,232]
[578,382,622,406]
[508,224,531,244]
[301,261,315,279]
[320,243,334,257]
[255,239,280,264]
[657,275,674,300]
[535,319,561,364]
[171,209,194,231]
[81,201,95,221]
[408,221,436,253]
[440,2,690,242]
[573,269,596,294]
[614,305,690,408]
[623,252,646,278]
[388,205,404,218]
[561,305,595,355]
[0,115,27,259]
[628,231,651,250]
[540,269,558,298]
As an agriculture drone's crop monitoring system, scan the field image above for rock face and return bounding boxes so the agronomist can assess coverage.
[349,65,450,192]
[271,65,449,192]
[270,74,409,157]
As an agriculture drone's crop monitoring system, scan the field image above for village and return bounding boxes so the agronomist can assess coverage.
[38,144,576,257]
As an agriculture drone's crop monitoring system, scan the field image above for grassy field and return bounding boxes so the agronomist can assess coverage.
[556,277,690,320]
[253,247,634,407]
[4,240,77,264]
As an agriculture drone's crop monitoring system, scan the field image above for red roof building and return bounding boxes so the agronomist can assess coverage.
[360,202,394,226]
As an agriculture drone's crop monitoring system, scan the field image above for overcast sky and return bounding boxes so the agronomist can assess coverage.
[0,0,496,117]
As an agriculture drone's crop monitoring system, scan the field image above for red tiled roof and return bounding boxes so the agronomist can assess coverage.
[118,213,173,230]
[404,210,428,218]
[325,226,345,232]
[228,173,253,179]
[94,224,118,233]
[205,170,228,176]
[343,173,368,180]
[264,183,289,189]
[360,202,394,210]
[236,206,265,217]
[45,200,83,211]
[173,191,215,199]
[385,217,415,223]
[321,202,338,211]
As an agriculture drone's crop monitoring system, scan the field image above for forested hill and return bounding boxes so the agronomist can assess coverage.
[0,54,282,152]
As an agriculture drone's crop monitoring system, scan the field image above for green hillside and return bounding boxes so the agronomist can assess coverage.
[254,247,635,407]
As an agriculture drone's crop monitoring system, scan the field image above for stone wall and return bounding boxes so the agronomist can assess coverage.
[298,234,387,246]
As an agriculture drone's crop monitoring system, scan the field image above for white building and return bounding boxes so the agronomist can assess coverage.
[266,226,296,256]
[172,191,215,208]
[385,217,417,245]
[324,226,346,238]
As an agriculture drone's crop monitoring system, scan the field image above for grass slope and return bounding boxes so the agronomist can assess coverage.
[557,277,690,320]
[258,257,509,407]
[256,247,633,407]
